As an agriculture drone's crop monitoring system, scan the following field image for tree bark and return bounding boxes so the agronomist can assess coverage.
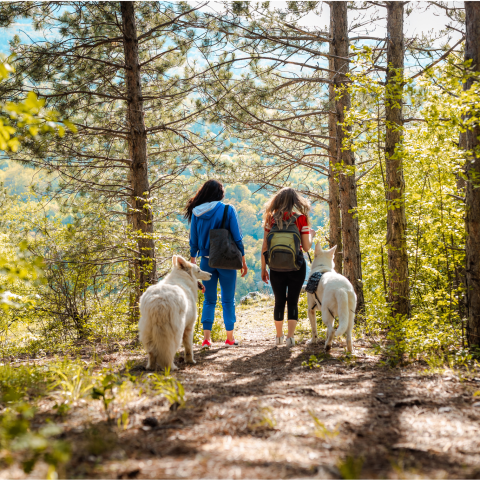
[127,164,141,322]
[464,1,480,349]
[121,1,157,313]
[332,1,364,313]
[328,7,343,274]
[385,1,409,318]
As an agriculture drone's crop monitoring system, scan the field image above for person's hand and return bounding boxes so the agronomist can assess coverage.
[310,228,316,237]
[190,257,197,264]
[241,260,248,278]
[261,267,269,284]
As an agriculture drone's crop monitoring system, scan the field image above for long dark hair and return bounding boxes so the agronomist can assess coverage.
[184,179,225,222]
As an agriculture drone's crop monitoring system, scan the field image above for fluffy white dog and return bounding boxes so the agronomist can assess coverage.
[138,255,211,371]
[307,244,357,352]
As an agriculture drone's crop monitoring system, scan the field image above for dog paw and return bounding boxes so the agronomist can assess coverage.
[170,363,179,371]
[185,358,196,365]
[306,337,318,345]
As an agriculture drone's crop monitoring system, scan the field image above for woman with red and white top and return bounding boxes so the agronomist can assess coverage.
[261,188,316,348]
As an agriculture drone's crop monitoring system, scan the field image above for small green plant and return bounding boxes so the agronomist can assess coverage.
[150,369,185,408]
[426,352,445,371]
[302,354,324,369]
[0,402,70,479]
[0,364,52,400]
[339,352,357,366]
[211,319,228,342]
[91,372,121,422]
[337,455,364,479]
[117,411,130,431]
[309,410,339,439]
[448,348,474,368]
[50,361,95,412]
[249,406,277,430]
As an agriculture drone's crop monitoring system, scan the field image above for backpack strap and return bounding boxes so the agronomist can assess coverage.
[287,213,300,227]
[273,212,300,228]
[221,204,229,229]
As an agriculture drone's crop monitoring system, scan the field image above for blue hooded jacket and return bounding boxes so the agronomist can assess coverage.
[189,201,245,258]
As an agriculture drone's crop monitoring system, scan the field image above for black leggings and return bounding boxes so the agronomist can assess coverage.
[269,262,306,321]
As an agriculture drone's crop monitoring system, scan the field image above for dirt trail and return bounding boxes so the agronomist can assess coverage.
[104,302,480,479]
[5,301,480,479]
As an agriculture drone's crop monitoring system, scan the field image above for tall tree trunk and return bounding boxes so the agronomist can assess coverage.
[328,8,342,274]
[385,2,409,318]
[464,1,480,349]
[127,165,141,322]
[332,1,364,313]
[121,1,157,317]
[458,130,467,192]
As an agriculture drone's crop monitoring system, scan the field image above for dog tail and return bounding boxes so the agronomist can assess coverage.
[334,289,350,337]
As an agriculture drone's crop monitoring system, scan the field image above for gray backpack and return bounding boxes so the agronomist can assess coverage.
[208,205,243,270]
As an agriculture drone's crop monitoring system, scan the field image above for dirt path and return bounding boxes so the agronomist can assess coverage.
[5,300,480,479]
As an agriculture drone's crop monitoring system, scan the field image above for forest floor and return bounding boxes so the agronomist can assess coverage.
[3,298,480,479]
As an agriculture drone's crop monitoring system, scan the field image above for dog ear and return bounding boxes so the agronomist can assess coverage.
[314,242,323,254]
[176,256,190,271]
[328,245,337,256]
[172,255,178,267]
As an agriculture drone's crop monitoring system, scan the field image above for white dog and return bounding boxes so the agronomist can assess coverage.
[138,255,211,371]
[307,244,357,352]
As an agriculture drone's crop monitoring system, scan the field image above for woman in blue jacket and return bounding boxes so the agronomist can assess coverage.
[185,179,248,347]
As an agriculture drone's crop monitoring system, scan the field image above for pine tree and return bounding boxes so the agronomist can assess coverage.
[328,9,342,273]
[1,1,223,318]
[332,1,365,313]
[385,1,409,318]
[464,1,480,349]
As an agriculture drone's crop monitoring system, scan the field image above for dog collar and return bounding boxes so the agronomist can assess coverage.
[316,264,333,273]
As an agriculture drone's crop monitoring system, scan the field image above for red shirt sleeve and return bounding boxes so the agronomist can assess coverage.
[265,214,309,233]
[296,214,310,234]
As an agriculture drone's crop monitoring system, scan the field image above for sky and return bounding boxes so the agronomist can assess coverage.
[0,1,464,56]
[296,1,463,42]
[0,19,44,55]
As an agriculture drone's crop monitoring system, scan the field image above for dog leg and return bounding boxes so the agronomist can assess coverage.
[147,352,155,370]
[346,330,352,353]
[346,309,354,353]
[323,306,335,351]
[151,352,177,372]
[183,326,196,364]
[306,294,319,345]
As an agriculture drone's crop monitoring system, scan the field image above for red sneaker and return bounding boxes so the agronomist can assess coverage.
[225,339,239,346]
[201,339,212,348]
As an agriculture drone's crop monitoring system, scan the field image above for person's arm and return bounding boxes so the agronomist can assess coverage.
[299,215,316,251]
[189,215,199,263]
[301,231,315,251]
[228,205,248,277]
[261,229,269,284]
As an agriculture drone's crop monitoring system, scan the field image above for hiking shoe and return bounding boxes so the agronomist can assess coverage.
[225,339,239,346]
[275,335,284,346]
[286,337,295,348]
[201,339,212,348]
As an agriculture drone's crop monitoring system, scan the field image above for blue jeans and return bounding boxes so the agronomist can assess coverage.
[200,256,237,331]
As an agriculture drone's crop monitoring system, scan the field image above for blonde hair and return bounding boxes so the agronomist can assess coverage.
[263,187,311,230]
